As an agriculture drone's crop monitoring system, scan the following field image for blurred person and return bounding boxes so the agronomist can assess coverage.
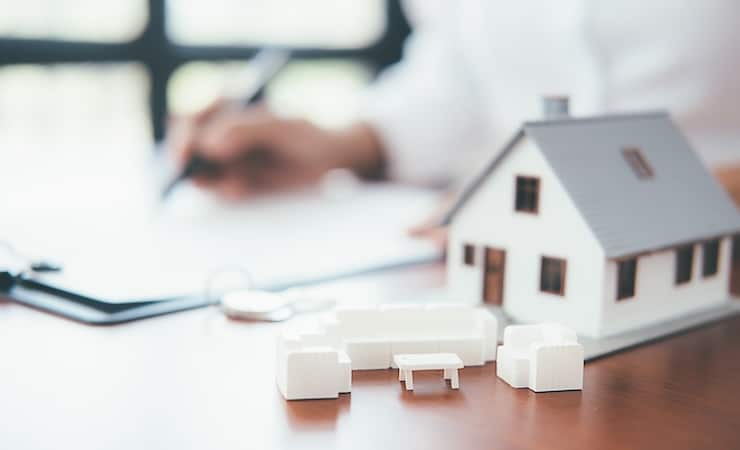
[168,0,740,209]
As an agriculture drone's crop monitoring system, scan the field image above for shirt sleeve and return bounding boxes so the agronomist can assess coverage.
[359,3,489,187]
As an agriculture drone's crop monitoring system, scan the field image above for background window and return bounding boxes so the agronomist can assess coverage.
[0,0,410,151]
[617,258,637,300]
[0,0,148,42]
[168,60,371,129]
[675,245,694,284]
[463,244,475,266]
[0,64,151,159]
[166,0,386,48]
[540,257,566,296]
[515,176,540,213]
[702,239,720,277]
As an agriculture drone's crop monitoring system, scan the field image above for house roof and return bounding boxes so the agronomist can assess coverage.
[441,112,740,258]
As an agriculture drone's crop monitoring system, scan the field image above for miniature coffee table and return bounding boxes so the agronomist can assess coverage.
[393,353,464,390]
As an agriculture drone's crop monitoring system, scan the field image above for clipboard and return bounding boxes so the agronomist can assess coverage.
[1,182,443,325]
[0,251,441,325]
[0,272,210,325]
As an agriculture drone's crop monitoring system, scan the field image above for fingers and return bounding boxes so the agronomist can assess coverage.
[195,97,229,123]
[166,106,282,201]
[190,158,318,202]
[408,224,449,249]
[196,111,276,162]
[166,107,335,200]
[714,165,740,207]
[192,170,253,202]
[165,97,230,166]
[407,191,457,249]
[167,117,199,166]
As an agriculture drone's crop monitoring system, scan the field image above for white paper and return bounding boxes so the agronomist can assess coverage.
[1,152,442,303]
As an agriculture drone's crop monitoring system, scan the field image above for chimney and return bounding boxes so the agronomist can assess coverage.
[542,96,570,120]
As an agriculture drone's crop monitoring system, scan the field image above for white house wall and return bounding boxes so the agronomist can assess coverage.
[447,139,606,337]
[600,237,732,336]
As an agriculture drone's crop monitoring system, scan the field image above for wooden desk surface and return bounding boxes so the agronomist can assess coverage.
[2,264,740,450]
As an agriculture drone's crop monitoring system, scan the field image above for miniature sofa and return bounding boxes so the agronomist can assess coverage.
[496,323,583,392]
[276,303,498,400]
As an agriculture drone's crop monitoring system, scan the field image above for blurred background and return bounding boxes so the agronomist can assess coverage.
[0,1,439,299]
[0,0,409,158]
[0,0,737,311]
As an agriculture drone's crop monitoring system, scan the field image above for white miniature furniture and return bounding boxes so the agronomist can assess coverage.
[275,331,352,400]
[331,303,498,369]
[394,353,464,390]
[496,323,583,392]
[276,303,498,400]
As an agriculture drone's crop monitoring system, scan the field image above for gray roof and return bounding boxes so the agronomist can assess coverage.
[442,112,740,258]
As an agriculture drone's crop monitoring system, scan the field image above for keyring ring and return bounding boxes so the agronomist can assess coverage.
[203,266,255,305]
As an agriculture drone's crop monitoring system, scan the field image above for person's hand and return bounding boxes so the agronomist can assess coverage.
[407,191,457,250]
[715,164,740,208]
[167,99,385,200]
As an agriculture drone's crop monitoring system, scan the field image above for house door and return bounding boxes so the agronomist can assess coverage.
[483,247,506,305]
[732,235,740,297]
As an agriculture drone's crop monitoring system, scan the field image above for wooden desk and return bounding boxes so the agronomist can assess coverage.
[1,264,740,450]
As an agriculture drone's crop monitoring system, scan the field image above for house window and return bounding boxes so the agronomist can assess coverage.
[675,245,694,284]
[702,239,720,277]
[463,244,475,266]
[540,257,566,296]
[622,147,654,180]
[515,176,540,213]
[616,258,637,300]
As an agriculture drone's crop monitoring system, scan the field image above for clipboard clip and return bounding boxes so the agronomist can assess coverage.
[0,240,63,293]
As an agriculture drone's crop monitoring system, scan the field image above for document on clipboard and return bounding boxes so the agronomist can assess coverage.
[2,182,442,307]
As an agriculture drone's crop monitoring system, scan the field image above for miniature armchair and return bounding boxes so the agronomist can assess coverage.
[496,323,583,392]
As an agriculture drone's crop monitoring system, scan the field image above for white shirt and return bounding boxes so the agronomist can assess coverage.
[363,0,740,186]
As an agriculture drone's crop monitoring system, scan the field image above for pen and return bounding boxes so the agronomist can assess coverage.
[160,48,293,201]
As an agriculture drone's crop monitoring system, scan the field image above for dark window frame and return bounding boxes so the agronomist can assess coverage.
[675,244,695,285]
[616,257,638,301]
[515,175,540,214]
[702,239,721,278]
[463,244,476,266]
[540,256,566,296]
[0,0,410,141]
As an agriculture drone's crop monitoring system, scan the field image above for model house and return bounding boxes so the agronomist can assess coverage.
[444,97,740,338]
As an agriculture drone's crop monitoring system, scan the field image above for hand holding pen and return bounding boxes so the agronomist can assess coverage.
[163,50,380,200]
[163,48,385,201]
